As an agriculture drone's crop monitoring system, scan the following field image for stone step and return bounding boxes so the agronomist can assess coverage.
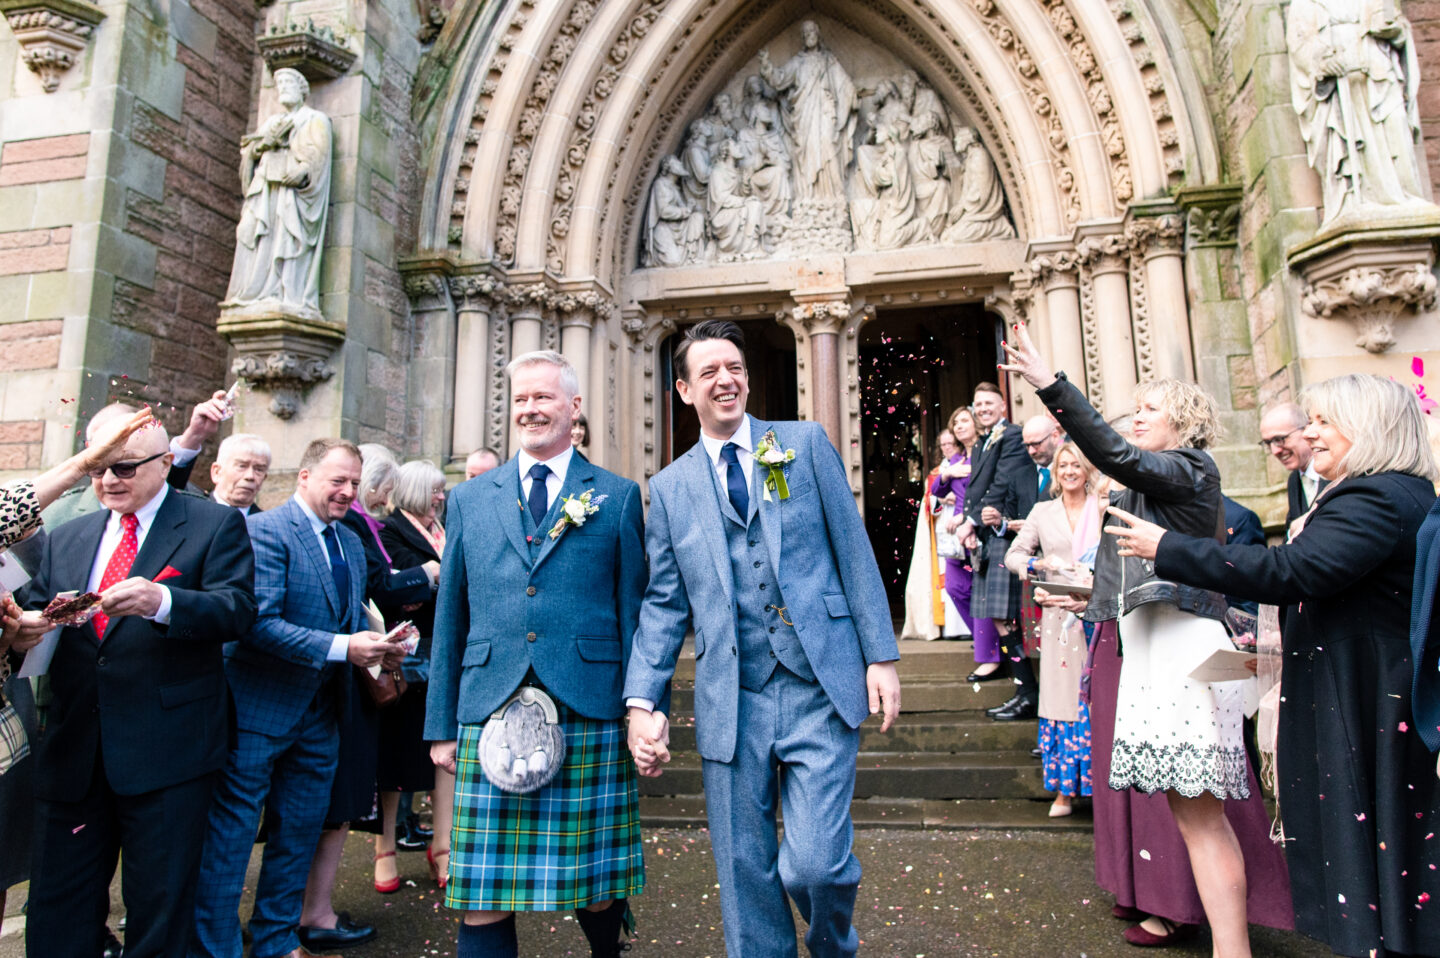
[668,637,982,683]
[663,677,1019,714]
[638,796,1088,832]
[638,750,1048,801]
[665,709,1038,754]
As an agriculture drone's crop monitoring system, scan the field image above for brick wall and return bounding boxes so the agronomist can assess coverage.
[0,420,44,470]
[109,0,256,439]
[0,133,88,186]
[1407,2,1440,197]
[0,226,70,276]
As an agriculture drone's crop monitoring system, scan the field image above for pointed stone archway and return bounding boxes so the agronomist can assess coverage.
[403,0,1226,504]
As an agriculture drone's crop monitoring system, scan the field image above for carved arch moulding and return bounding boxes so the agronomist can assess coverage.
[423,0,1209,297]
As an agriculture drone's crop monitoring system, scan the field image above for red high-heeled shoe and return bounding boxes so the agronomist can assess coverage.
[374,850,400,894]
[427,844,450,890]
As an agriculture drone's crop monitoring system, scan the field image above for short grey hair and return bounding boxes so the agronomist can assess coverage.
[391,459,446,517]
[216,433,271,465]
[1301,374,1440,482]
[358,444,399,516]
[1261,401,1308,432]
[505,350,579,399]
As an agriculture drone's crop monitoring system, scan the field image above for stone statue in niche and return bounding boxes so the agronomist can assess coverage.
[222,68,333,319]
[638,21,1017,268]
[1287,0,1430,226]
[644,156,704,268]
[942,127,1016,243]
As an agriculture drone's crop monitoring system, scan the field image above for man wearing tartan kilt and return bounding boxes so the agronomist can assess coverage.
[425,350,647,958]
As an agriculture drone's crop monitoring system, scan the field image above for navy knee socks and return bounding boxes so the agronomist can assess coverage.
[574,899,630,957]
[457,915,518,958]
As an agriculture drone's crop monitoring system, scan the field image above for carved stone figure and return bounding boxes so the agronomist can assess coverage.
[738,75,793,228]
[223,68,333,318]
[707,140,764,260]
[758,20,857,203]
[942,127,1016,243]
[644,156,703,267]
[679,121,714,210]
[906,76,951,241]
[1287,0,1429,225]
[853,80,924,251]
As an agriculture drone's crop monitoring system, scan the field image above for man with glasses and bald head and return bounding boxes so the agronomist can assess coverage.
[7,403,257,958]
[1259,403,1325,527]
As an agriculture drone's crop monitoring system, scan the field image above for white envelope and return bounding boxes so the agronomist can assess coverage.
[1188,648,1258,683]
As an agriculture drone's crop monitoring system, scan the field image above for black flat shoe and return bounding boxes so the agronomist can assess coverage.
[986,693,1024,717]
[297,912,377,950]
[991,697,1037,721]
[966,667,1005,683]
[102,930,123,958]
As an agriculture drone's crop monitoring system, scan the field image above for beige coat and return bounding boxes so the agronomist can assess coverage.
[1004,497,1096,722]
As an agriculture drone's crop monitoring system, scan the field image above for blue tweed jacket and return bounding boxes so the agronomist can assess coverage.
[225,496,366,734]
[424,453,646,739]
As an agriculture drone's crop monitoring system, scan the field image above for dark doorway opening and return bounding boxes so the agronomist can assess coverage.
[660,319,798,464]
[859,304,1000,614]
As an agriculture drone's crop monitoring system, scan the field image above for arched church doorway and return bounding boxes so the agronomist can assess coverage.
[859,305,999,613]
[660,319,798,464]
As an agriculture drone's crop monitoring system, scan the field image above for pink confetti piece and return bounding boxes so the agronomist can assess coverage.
[1414,357,1425,378]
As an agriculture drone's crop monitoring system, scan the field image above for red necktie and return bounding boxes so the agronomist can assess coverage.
[92,513,138,640]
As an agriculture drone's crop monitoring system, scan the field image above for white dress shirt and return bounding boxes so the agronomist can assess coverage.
[517,445,575,519]
[1301,462,1322,510]
[87,484,173,625]
[700,414,755,494]
[213,491,256,516]
[292,494,352,662]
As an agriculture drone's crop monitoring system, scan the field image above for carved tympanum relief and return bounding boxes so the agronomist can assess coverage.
[640,19,1015,268]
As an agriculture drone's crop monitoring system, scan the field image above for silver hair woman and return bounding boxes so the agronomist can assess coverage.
[1107,373,1440,958]
[358,444,399,518]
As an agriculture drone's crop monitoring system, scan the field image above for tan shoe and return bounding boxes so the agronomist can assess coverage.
[284,949,340,958]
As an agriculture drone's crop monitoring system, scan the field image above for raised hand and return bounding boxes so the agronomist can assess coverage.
[996,322,1058,390]
[1103,505,1166,560]
[79,406,155,474]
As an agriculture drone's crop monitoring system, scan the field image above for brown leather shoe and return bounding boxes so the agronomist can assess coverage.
[278,949,340,958]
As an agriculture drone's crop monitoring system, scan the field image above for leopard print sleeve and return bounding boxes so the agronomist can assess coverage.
[0,481,42,552]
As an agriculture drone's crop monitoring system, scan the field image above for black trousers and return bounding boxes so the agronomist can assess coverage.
[27,751,216,958]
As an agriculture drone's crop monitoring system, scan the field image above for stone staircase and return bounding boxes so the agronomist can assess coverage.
[638,637,1090,831]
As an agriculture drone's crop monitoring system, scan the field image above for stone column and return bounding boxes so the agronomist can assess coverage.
[506,283,547,358]
[1030,251,1086,393]
[401,267,457,466]
[1127,215,1194,380]
[447,275,500,469]
[791,300,850,449]
[1079,234,1137,419]
[556,292,601,404]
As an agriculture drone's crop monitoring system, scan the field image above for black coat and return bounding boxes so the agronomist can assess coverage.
[1155,472,1440,957]
[20,490,256,800]
[338,507,431,609]
[377,512,440,641]
[962,420,1029,564]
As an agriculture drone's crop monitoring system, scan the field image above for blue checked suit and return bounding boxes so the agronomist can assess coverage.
[625,418,898,958]
[190,496,366,958]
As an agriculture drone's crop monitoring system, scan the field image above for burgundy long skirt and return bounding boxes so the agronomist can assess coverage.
[1089,619,1295,928]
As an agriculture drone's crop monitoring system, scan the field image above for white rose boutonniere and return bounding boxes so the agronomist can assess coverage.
[549,488,607,539]
[754,431,797,502]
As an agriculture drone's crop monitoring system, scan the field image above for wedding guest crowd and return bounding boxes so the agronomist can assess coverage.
[3,320,1440,958]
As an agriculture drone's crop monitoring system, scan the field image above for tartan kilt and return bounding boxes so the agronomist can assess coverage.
[972,552,1021,621]
[445,701,645,912]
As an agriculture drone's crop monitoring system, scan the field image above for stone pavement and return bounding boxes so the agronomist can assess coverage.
[2,825,1329,958]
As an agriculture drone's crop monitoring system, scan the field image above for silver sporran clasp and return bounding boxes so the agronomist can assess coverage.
[478,686,566,793]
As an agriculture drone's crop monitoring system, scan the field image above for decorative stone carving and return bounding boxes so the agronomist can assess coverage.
[640,22,1016,267]
[1289,220,1440,353]
[232,352,335,420]
[1076,233,1130,273]
[221,68,332,322]
[0,0,105,93]
[1029,250,1081,289]
[256,19,355,79]
[1125,214,1184,256]
[1176,184,1242,247]
[1287,0,1430,227]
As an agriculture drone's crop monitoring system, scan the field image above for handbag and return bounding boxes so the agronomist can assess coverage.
[935,526,964,559]
[0,700,29,776]
[359,666,408,708]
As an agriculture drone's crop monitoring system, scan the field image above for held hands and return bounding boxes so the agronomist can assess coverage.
[996,323,1058,391]
[942,513,972,537]
[627,707,671,778]
[431,740,458,775]
[1102,506,1166,561]
[867,661,901,733]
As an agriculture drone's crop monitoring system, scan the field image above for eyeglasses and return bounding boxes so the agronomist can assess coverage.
[88,450,166,479]
[1257,427,1303,451]
[1022,439,1051,449]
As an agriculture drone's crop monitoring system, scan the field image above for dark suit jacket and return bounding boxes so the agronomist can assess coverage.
[20,489,256,800]
[1222,496,1265,615]
[962,420,1029,562]
[378,512,440,640]
[1409,498,1440,753]
[339,507,431,610]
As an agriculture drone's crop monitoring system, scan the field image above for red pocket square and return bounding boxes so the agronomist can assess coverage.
[154,566,182,582]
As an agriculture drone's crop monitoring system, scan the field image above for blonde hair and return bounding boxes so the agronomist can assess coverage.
[1135,378,1222,450]
[358,443,398,517]
[1300,374,1440,482]
[1049,441,1098,498]
[391,459,446,518]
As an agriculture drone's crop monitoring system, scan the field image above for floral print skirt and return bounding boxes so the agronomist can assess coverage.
[1038,700,1093,797]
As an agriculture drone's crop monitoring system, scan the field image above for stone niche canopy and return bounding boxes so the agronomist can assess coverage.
[639,16,1016,270]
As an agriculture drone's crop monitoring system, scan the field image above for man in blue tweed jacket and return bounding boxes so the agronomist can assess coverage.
[190,439,400,958]
[624,320,901,958]
[425,351,647,958]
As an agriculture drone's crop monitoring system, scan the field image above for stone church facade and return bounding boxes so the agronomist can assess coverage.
[3,0,1440,531]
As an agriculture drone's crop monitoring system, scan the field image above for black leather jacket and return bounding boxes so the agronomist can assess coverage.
[1037,374,1227,623]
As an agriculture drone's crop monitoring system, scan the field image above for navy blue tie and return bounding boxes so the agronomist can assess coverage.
[527,463,551,527]
[720,442,749,518]
[321,525,349,608]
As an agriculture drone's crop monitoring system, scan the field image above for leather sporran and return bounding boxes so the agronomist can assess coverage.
[360,667,408,708]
